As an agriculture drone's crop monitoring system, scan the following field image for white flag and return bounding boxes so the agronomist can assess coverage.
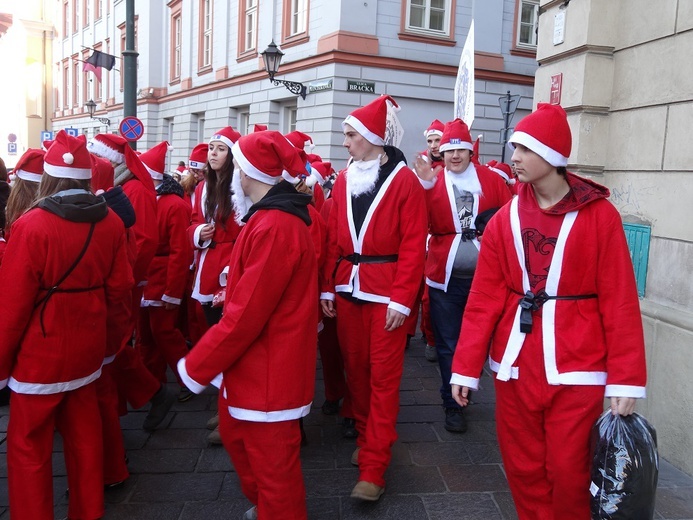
[454,21,475,127]
[384,101,404,148]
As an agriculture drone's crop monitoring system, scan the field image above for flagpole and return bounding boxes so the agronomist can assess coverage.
[123,0,139,147]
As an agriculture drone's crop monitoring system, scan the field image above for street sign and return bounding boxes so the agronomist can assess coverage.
[40,130,54,142]
[66,127,79,137]
[7,142,17,155]
[7,133,17,143]
[550,73,563,105]
[119,116,145,142]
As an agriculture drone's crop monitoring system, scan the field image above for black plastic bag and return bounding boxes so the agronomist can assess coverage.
[589,410,659,519]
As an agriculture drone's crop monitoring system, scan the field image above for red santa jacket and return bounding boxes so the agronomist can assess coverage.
[0,198,133,394]
[178,183,317,421]
[142,184,192,306]
[424,164,512,291]
[121,177,159,285]
[187,180,243,303]
[321,159,427,316]
[450,177,647,398]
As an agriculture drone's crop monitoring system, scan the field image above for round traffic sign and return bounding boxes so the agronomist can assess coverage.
[119,116,145,142]
[8,133,17,143]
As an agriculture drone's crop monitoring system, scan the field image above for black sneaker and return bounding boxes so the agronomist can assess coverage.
[143,385,175,431]
[444,408,468,433]
[321,399,340,415]
[342,417,358,438]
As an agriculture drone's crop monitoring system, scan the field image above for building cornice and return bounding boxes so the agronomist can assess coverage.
[538,44,615,66]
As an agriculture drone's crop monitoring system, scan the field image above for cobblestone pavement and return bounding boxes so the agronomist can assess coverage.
[0,334,692,519]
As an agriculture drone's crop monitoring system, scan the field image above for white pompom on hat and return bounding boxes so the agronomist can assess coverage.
[439,119,473,153]
[232,130,309,186]
[13,148,45,183]
[508,103,572,167]
[139,141,172,181]
[44,130,92,180]
[342,95,400,146]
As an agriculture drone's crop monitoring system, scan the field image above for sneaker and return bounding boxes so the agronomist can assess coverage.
[177,387,195,403]
[208,426,223,445]
[444,408,468,433]
[321,399,340,415]
[350,480,384,501]
[143,385,176,431]
[206,413,219,430]
[424,344,438,362]
[350,447,360,467]
[242,506,258,520]
[342,417,358,439]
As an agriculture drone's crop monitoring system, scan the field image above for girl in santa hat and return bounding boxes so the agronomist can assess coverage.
[5,149,45,237]
[187,128,244,443]
[450,104,647,519]
[0,130,133,520]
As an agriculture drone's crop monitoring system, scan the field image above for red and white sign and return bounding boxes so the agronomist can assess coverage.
[550,73,563,105]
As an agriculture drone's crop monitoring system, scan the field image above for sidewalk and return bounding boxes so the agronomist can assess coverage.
[0,334,692,519]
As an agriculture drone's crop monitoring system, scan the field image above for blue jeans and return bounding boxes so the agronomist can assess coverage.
[429,277,472,409]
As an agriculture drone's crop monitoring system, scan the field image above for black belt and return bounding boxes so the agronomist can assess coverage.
[514,289,597,333]
[343,253,398,265]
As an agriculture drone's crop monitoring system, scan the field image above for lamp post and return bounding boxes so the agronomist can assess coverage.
[86,99,111,126]
[261,41,307,100]
[498,90,521,163]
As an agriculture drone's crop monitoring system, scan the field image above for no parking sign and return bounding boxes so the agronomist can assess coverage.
[119,117,145,142]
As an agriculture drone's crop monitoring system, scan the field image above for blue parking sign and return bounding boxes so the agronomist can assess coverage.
[65,128,79,137]
[7,142,17,155]
[40,130,54,142]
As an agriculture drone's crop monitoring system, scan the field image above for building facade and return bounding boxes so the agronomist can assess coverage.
[536,0,693,475]
[49,0,538,170]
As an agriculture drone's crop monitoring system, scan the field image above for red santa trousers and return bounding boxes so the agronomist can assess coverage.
[8,384,104,520]
[219,407,307,519]
[96,363,129,486]
[420,284,435,346]
[114,286,162,413]
[495,335,605,520]
[317,316,352,417]
[136,305,189,387]
[336,298,407,488]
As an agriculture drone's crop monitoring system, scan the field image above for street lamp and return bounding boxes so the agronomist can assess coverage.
[85,99,111,126]
[261,41,307,100]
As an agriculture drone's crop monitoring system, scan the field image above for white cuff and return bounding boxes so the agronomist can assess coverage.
[387,301,411,317]
[219,266,229,287]
[194,224,212,249]
[604,384,647,399]
[161,294,182,305]
[418,176,437,190]
[320,292,335,301]
[450,373,480,391]
[177,358,207,394]
[210,373,223,389]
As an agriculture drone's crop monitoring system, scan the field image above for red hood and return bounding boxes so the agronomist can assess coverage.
[519,171,610,215]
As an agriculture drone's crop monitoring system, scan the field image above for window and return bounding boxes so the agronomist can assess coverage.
[406,0,451,36]
[284,106,297,133]
[73,0,79,33]
[63,1,69,37]
[199,0,213,68]
[241,0,258,54]
[72,59,80,107]
[282,0,309,45]
[93,43,103,101]
[63,62,70,108]
[517,0,539,48]
[290,0,306,36]
[94,0,103,21]
[82,51,90,103]
[170,0,182,83]
[83,0,90,28]
[237,108,250,136]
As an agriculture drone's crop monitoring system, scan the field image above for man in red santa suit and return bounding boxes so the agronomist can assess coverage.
[320,95,427,501]
[136,142,193,402]
[412,119,512,433]
[87,134,175,429]
[0,130,133,520]
[450,103,647,519]
[178,130,317,520]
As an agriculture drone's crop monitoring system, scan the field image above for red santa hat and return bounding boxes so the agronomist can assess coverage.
[285,131,314,151]
[43,130,92,180]
[423,119,445,138]
[486,160,514,183]
[307,161,333,188]
[13,148,45,183]
[342,95,400,146]
[508,103,572,167]
[41,140,54,152]
[91,155,115,192]
[305,152,322,163]
[188,143,208,169]
[87,133,127,164]
[439,119,473,153]
[139,141,172,181]
[231,130,308,185]
[209,126,242,150]
[253,124,268,132]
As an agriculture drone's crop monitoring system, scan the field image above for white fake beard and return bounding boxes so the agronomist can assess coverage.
[231,172,253,227]
[346,155,382,197]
